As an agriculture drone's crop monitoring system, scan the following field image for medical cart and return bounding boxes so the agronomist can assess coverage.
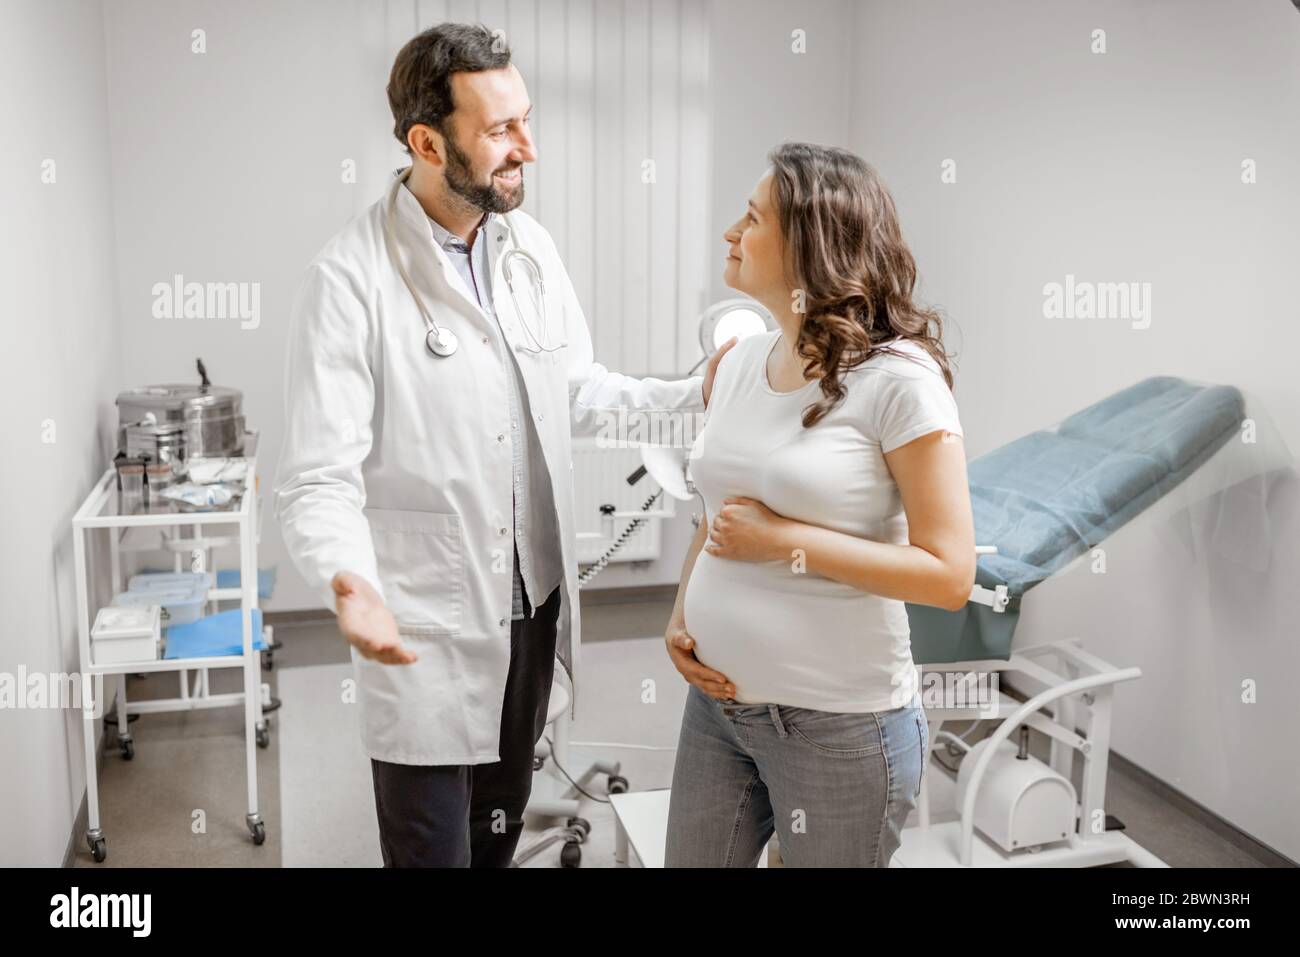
[71,433,270,863]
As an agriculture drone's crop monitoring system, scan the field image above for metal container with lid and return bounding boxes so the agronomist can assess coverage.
[116,358,246,462]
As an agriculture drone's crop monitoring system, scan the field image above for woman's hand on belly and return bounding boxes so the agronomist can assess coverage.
[664,611,735,701]
[704,496,795,564]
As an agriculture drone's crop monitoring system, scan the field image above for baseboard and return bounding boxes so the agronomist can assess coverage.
[578,584,678,606]
[1105,749,1296,868]
[264,609,334,627]
[265,585,679,619]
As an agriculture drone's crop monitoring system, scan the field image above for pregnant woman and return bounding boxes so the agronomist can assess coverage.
[663,143,976,867]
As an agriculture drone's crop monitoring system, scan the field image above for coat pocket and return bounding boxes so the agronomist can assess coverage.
[363,507,463,636]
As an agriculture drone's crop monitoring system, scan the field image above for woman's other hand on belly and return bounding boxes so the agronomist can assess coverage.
[704,496,795,564]
[665,612,735,701]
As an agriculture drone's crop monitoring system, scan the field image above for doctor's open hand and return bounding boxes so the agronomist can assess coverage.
[664,613,736,701]
[704,497,793,563]
[331,571,418,665]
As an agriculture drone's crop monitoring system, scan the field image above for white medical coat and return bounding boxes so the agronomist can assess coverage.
[274,170,704,765]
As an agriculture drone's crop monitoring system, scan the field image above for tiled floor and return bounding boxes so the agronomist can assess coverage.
[73,596,1284,868]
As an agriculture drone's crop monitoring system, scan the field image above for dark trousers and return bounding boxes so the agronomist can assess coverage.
[369,585,561,867]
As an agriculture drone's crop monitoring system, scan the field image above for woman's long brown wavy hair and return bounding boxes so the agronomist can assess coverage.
[766,142,955,428]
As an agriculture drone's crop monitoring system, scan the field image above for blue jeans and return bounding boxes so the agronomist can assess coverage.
[665,685,928,867]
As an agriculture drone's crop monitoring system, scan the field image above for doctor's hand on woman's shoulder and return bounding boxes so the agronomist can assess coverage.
[331,571,418,665]
[701,337,738,407]
[665,612,735,701]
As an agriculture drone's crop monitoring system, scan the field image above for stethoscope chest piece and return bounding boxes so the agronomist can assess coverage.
[426,327,459,357]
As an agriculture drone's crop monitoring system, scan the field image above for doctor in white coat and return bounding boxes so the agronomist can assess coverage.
[274,23,732,866]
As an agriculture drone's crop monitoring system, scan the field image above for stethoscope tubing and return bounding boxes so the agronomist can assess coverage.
[385,167,564,359]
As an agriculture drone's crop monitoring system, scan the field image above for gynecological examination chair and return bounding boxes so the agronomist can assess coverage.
[895,374,1270,867]
[521,374,1280,867]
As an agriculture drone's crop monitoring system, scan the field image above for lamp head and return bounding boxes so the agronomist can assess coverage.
[697,298,774,356]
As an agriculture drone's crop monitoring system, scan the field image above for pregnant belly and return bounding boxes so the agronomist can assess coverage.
[681,552,911,708]
[681,558,769,690]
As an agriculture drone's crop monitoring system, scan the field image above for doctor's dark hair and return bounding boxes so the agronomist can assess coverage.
[766,142,955,429]
[388,23,512,152]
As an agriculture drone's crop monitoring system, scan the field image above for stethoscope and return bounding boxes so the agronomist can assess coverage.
[384,166,565,359]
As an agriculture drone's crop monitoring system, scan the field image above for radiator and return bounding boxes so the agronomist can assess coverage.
[570,438,670,565]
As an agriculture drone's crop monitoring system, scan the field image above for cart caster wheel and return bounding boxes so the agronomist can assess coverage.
[607,774,628,794]
[120,739,135,761]
[567,817,591,839]
[88,836,107,863]
[250,822,266,845]
[256,726,270,749]
[560,842,581,868]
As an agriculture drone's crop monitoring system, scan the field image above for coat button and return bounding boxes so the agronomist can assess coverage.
[499,617,507,627]
[498,527,507,535]
[497,433,505,442]
[481,335,489,344]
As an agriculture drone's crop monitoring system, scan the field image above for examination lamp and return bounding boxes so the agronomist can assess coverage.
[640,298,777,501]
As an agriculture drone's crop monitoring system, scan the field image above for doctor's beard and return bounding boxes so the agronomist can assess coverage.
[443,136,525,214]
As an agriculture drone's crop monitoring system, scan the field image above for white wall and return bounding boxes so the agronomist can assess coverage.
[706,0,854,305]
[847,0,1300,458]
[0,0,123,866]
[102,0,374,613]
[846,0,1300,858]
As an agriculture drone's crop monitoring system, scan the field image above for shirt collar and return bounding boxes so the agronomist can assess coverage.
[426,210,492,253]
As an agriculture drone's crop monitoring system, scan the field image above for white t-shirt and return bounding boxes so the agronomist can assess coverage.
[683,329,964,713]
